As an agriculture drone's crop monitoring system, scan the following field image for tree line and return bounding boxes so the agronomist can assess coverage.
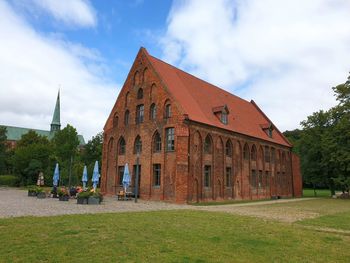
[0,124,102,187]
[284,74,350,195]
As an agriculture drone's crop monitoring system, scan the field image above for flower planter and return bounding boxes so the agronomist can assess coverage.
[37,192,46,199]
[59,195,69,201]
[77,197,88,205]
[28,190,37,197]
[88,196,100,205]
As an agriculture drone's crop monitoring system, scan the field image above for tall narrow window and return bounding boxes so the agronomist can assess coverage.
[265,146,270,163]
[258,170,263,188]
[134,136,142,154]
[225,140,232,157]
[136,104,144,124]
[204,165,211,187]
[251,145,257,161]
[243,143,249,160]
[165,104,171,118]
[124,110,129,126]
[153,164,161,187]
[153,132,162,152]
[204,135,212,154]
[118,166,125,186]
[165,128,175,151]
[271,148,275,163]
[150,103,156,120]
[265,171,270,188]
[226,167,232,187]
[118,137,126,155]
[251,169,257,188]
[137,88,143,99]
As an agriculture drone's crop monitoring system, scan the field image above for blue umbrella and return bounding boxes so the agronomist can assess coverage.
[53,163,59,187]
[82,165,88,190]
[92,161,100,190]
[122,163,131,193]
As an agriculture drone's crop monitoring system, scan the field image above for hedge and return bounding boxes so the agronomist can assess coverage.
[0,175,19,187]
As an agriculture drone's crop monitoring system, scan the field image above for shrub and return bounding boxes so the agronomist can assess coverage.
[77,191,91,199]
[0,175,19,186]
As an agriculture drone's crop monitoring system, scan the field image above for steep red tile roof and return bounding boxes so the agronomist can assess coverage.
[143,48,291,147]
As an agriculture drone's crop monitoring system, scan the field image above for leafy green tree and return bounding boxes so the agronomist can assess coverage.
[52,124,80,185]
[81,132,102,173]
[13,131,51,185]
[0,126,7,174]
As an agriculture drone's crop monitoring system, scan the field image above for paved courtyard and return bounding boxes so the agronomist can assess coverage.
[0,188,318,222]
[0,188,189,218]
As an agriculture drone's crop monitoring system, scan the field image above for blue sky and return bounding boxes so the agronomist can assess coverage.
[1,0,350,140]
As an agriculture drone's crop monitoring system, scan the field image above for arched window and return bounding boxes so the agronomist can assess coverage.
[124,110,129,126]
[134,136,142,154]
[137,88,143,99]
[251,145,257,161]
[153,131,161,152]
[118,137,126,155]
[165,103,171,118]
[113,114,118,128]
[225,140,232,157]
[243,143,249,160]
[136,104,144,124]
[204,135,212,154]
[150,103,156,120]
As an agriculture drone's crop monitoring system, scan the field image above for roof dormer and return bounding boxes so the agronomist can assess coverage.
[212,105,229,125]
[260,122,274,138]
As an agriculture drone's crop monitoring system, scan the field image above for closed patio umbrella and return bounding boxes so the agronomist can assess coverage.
[92,161,100,191]
[82,165,88,190]
[122,163,131,195]
[53,163,59,187]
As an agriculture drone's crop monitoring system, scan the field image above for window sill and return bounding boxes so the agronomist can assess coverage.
[152,186,160,189]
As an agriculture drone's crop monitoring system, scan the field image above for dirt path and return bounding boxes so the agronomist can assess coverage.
[192,198,321,223]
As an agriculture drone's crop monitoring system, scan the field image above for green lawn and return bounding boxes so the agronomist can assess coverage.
[0,210,350,263]
[299,211,350,231]
[303,188,331,197]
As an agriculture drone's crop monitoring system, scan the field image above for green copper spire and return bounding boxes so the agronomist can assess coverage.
[50,91,61,132]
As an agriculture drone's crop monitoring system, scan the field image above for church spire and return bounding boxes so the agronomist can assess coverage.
[50,90,61,132]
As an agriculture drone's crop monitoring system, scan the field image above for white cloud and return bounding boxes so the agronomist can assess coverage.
[0,1,117,140]
[31,0,97,27]
[160,0,350,131]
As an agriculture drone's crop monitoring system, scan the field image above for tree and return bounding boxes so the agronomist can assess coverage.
[0,126,7,174]
[81,132,103,168]
[52,124,80,185]
[13,131,52,185]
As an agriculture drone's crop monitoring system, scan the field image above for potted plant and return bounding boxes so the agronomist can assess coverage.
[77,190,90,204]
[27,185,37,197]
[36,187,46,199]
[58,187,69,201]
[88,189,103,205]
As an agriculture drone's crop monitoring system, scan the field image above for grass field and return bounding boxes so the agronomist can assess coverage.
[1,200,350,263]
[302,188,332,197]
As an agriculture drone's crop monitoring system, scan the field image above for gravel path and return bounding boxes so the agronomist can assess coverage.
[0,188,189,218]
[0,188,316,222]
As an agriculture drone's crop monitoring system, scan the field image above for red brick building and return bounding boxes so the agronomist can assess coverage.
[101,48,302,203]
